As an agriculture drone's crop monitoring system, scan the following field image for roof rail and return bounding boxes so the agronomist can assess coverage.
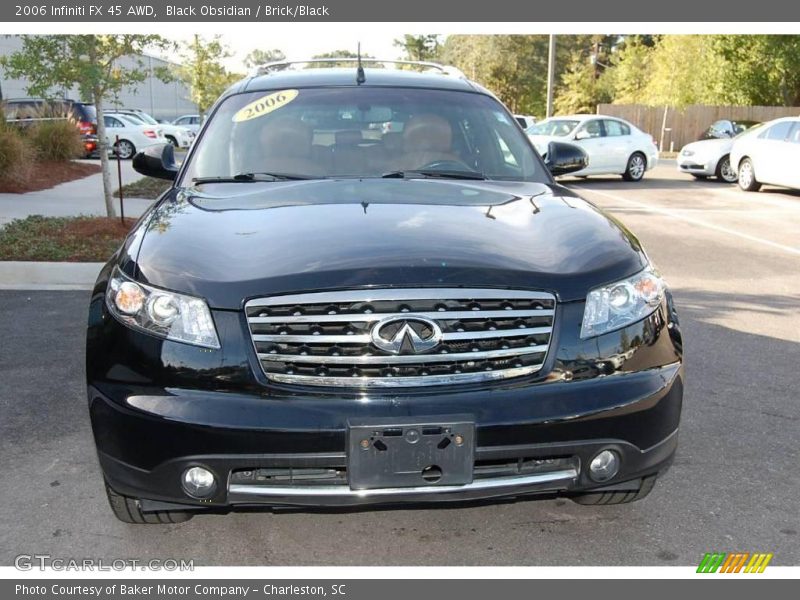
[249,58,466,79]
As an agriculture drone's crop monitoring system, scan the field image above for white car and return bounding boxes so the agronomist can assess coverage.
[677,121,762,183]
[527,115,659,181]
[730,117,800,192]
[514,114,536,130]
[102,113,168,159]
[108,109,195,148]
[173,114,202,134]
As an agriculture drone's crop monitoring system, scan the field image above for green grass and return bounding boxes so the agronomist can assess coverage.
[114,176,171,199]
[0,215,135,262]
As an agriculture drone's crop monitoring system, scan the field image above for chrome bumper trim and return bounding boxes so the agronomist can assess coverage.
[228,468,578,499]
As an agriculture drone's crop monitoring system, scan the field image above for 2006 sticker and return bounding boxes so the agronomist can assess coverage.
[232,90,299,122]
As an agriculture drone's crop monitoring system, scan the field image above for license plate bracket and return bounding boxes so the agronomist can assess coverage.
[347,417,475,490]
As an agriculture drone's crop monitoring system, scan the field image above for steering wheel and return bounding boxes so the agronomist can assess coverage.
[418,159,473,171]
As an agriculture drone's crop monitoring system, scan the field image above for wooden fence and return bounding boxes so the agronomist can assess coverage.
[597,104,800,151]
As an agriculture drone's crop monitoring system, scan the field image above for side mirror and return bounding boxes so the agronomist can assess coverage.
[132,143,179,181]
[545,141,589,176]
[574,129,591,141]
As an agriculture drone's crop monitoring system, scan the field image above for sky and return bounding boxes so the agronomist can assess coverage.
[169,31,410,72]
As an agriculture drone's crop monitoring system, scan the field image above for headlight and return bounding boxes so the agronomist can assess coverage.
[681,149,694,157]
[581,267,665,339]
[105,267,220,349]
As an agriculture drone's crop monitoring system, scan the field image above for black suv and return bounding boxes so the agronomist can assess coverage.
[86,61,683,523]
[3,97,98,157]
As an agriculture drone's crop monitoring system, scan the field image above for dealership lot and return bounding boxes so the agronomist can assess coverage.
[0,162,797,566]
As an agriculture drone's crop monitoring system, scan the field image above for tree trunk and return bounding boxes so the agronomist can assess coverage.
[93,89,117,219]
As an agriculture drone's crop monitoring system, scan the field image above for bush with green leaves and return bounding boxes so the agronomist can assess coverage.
[0,126,35,184]
[27,119,84,161]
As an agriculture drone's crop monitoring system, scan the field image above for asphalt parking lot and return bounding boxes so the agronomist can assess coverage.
[0,161,798,566]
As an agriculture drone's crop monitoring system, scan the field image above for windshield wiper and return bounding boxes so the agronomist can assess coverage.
[192,172,314,184]
[381,169,487,181]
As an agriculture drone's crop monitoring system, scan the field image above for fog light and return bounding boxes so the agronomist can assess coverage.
[182,466,216,498]
[589,450,619,482]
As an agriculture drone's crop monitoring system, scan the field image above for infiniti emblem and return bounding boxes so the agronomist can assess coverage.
[370,316,443,354]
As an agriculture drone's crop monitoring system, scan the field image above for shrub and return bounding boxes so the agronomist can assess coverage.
[27,119,84,161]
[0,127,35,184]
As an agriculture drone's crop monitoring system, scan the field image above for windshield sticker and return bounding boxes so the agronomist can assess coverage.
[232,90,299,123]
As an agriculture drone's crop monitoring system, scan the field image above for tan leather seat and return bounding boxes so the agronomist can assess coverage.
[400,114,460,169]
[258,117,322,175]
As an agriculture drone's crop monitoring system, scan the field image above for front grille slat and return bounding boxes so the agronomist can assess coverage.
[252,327,550,344]
[258,344,549,364]
[248,309,555,324]
[245,288,556,388]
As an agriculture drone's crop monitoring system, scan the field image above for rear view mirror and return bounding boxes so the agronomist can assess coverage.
[545,141,589,176]
[132,143,179,181]
[574,129,591,141]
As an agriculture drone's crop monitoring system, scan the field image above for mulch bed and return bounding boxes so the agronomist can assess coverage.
[0,215,136,262]
[0,161,102,194]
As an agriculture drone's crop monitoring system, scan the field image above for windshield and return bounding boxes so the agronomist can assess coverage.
[181,87,544,183]
[527,119,580,137]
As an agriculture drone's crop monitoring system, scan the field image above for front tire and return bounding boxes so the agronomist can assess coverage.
[715,154,737,183]
[114,139,136,160]
[569,475,658,505]
[105,483,193,524]
[622,152,646,181]
[737,158,761,191]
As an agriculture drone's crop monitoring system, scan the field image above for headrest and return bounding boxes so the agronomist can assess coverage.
[403,114,452,152]
[259,117,312,158]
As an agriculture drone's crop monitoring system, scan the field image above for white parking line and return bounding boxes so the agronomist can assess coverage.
[572,186,800,257]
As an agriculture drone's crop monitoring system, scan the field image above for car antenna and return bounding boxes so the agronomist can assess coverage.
[356,42,366,85]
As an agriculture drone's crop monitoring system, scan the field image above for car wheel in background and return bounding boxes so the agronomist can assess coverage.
[737,158,761,191]
[716,154,737,183]
[165,135,178,147]
[105,482,193,524]
[622,152,646,181]
[114,139,136,160]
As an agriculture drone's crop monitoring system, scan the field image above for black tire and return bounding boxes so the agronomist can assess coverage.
[715,154,737,183]
[569,475,657,505]
[114,139,136,160]
[622,152,646,181]
[165,135,178,148]
[105,483,193,524]
[737,157,761,191]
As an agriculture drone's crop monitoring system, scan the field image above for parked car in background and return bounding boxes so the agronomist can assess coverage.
[107,109,195,148]
[678,122,762,183]
[173,114,202,134]
[2,97,98,157]
[527,115,658,181]
[730,117,800,192]
[700,119,760,140]
[103,113,168,159]
[514,114,536,129]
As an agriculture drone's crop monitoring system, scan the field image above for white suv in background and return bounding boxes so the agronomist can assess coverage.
[173,114,202,134]
[731,117,800,192]
[527,114,659,181]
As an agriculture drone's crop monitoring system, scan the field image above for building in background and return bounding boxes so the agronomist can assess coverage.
[0,36,196,121]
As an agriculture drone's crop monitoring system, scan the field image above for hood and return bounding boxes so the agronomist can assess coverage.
[680,138,733,156]
[131,178,647,309]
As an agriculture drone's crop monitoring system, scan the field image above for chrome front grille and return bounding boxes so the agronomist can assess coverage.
[245,288,556,388]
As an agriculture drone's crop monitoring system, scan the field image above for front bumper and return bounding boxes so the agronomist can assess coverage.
[89,361,682,510]
[677,156,716,176]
